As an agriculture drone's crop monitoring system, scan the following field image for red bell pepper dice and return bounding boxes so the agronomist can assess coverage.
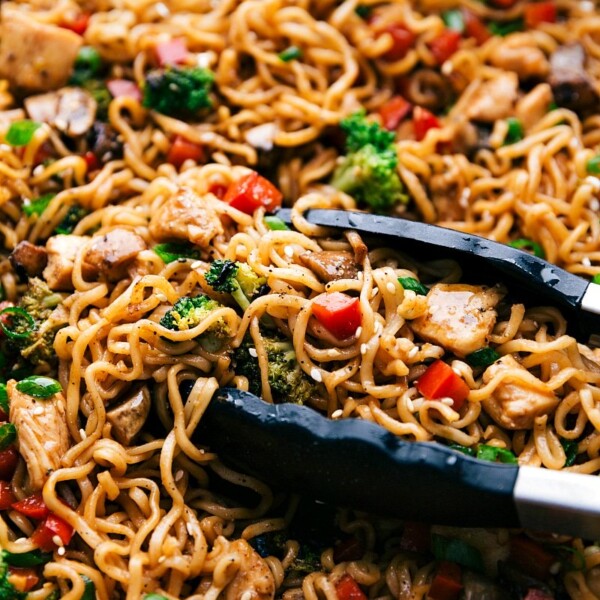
[167,135,205,168]
[155,39,189,67]
[31,513,74,552]
[379,96,412,131]
[0,481,16,510]
[312,293,361,340]
[59,13,90,36]
[107,79,142,102]
[524,2,557,28]
[428,30,461,65]
[335,574,367,600]
[413,106,441,141]
[509,535,556,581]
[0,446,18,481]
[12,492,50,520]
[208,183,228,199]
[224,172,283,214]
[7,567,39,592]
[399,521,431,553]
[416,360,470,409]
[428,561,463,600]
[462,10,490,45]
[379,23,417,61]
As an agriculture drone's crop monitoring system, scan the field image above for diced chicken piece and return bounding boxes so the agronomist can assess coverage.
[411,284,504,357]
[0,7,82,91]
[9,241,48,278]
[466,73,518,122]
[8,379,69,490]
[299,251,358,283]
[223,539,275,600]
[515,83,553,129]
[43,234,90,290]
[549,43,599,113]
[82,228,146,282]
[489,35,549,80]
[149,187,224,248]
[482,355,559,430]
[106,386,151,446]
[25,87,97,137]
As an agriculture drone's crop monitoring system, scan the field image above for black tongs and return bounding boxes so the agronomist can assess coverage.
[189,210,600,538]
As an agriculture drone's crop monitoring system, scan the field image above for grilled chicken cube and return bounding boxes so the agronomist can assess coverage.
[223,539,275,600]
[466,73,518,123]
[43,234,90,290]
[515,83,553,129]
[299,251,358,283]
[83,228,147,282]
[8,379,69,490]
[149,187,224,248]
[411,284,504,357]
[0,7,82,91]
[106,386,151,446]
[489,35,549,80]
[9,241,48,279]
[482,355,559,430]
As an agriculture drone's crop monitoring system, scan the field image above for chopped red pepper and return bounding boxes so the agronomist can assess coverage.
[509,535,556,581]
[462,10,491,45]
[31,513,74,552]
[154,39,189,67]
[524,589,555,600]
[377,23,416,62]
[379,96,412,131]
[428,29,461,65]
[107,79,142,102]
[209,183,228,199]
[413,106,441,141]
[7,567,39,593]
[335,574,367,600]
[83,151,99,172]
[312,293,361,340]
[12,492,49,520]
[224,171,283,214]
[416,360,470,409]
[333,537,365,563]
[0,481,16,510]
[489,0,518,7]
[0,446,18,481]
[167,135,205,169]
[524,2,557,28]
[59,13,90,36]
[428,561,463,600]
[399,521,431,554]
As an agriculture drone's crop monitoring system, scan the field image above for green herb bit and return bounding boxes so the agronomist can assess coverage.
[355,5,371,18]
[0,383,7,414]
[398,276,428,296]
[548,100,558,112]
[153,243,200,264]
[586,156,600,175]
[2,549,52,568]
[0,307,36,341]
[74,46,102,76]
[489,18,524,36]
[509,238,545,259]
[466,347,500,368]
[81,576,96,600]
[22,193,55,217]
[143,595,169,600]
[431,534,484,572]
[6,120,42,147]
[442,9,465,33]
[16,375,62,398]
[448,443,476,457]
[476,444,518,464]
[593,274,600,285]
[279,46,303,62]
[55,204,88,235]
[560,438,578,467]
[0,423,16,450]
[264,215,290,231]
[504,117,524,145]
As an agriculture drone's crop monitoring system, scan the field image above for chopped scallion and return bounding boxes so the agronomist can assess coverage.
[278,46,303,62]
[476,444,517,464]
[593,274,600,285]
[431,534,484,572]
[22,193,55,217]
[264,215,290,231]
[504,117,524,145]
[74,46,103,76]
[398,276,428,296]
[0,383,7,414]
[466,347,500,368]
[448,443,476,457]
[442,9,465,32]
[587,156,600,175]
[0,306,36,341]
[0,422,16,450]
[509,238,545,259]
[6,120,42,146]
[153,243,200,264]
[560,438,578,467]
[16,375,62,399]
[81,576,96,600]
[488,18,524,36]
[2,549,53,567]
[355,5,371,18]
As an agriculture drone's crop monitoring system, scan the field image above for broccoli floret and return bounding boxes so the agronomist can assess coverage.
[143,67,215,117]
[55,204,88,235]
[160,294,230,351]
[331,110,408,212]
[204,260,266,312]
[234,334,317,404]
[0,552,26,600]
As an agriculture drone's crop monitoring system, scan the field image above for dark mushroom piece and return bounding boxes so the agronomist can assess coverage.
[299,251,358,283]
[9,241,48,279]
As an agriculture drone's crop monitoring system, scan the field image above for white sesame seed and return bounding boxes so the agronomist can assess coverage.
[79,429,87,440]
[585,176,600,191]
[370,288,379,299]
[33,406,44,416]
[590,199,600,212]
[33,165,44,177]
[310,367,322,382]
[386,282,396,294]
[550,561,561,575]
[357,272,363,280]
[175,470,184,481]
[331,409,343,419]
[248,348,258,358]
[441,397,454,406]
[190,261,203,270]
[354,326,362,337]
[52,535,63,547]
[284,245,294,258]
[158,556,166,563]
[582,257,592,267]
[360,344,367,355]
[57,546,66,556]
[408,346,418,359]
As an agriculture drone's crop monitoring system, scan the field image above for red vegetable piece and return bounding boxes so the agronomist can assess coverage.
[31,513,74,552]
[0,446,18,481]
[416,360,470,409]
[490,0,518,7]
[224,172,283,214]
[208,183,228,199]
[399,521,431,553]
[462,10,491,45]
[313,293,361,340]
[524,2,557,28]
[0,480,16,510]
[154,39,189,67]
[509,535,556,581]
[379,96,412,131]
[59,13,90,36]
[524,589,555,600]
[428,29,461,65]
[83,151,99,172]
[7,567,39,593]
[428,561,463,600]
[107,79,142,102]
[12,492,49,520]
[167,135,205,169]
[333,537,365,563]
[378,23,416,62]
[335,574,367,600]
[413,106,441,141]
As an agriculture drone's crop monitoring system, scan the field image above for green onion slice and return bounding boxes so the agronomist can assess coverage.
[504,117,524,145]
[489,18,524,37]
[22,193,55,217]
[75,46,103,76]
[143,595,169,600]
[2,549,53,567]
[153,243,200,264]
[448,443,476,457]
[278,46,303,62]
[509,238,545,259]
[476,444,518,464]
[0,306,36,341]
[593,274,600,285]
[0,383,7,414]
[442,9,465,32]
[81,576,96,600]
[264,215,290,231]
[16,375,62,399]
[6,120,42,146]
[466,347,500,368]
[431,534,484,572]
[560,438,578,467]
[398,276,428,296]
[587,156,600,175]
[0,423,16,450]
[355,5,371,18]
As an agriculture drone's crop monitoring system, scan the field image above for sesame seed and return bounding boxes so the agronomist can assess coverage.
[360,344,367,355]
[79,429,87,440]
[284,245,294,258]
[175,470,184,481]
[357,272,363,280]
[590,199,600,212]
[248,348,258,358]
[585,176,600,191]
[583,257,592,267]
[190,261,203,270]
[52,535,63,547]
[386,282,396,294]
[33,165,44,177]
[158,556,166,563]
[310,367,322,382]
[355,326,362,337]
[331,409,343,419]
[33,406,44,416]
[370,288,379,298]
[441,398,454,406]
[550,561,561,575]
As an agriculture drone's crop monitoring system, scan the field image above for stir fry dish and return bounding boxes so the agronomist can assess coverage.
[0,0,599,599]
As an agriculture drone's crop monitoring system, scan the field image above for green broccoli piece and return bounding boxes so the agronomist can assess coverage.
[143,67,215,117]
[234,334,317,404]
[55,204,88,235]
[204,260,266,312]
[0,552,26,600]
[331,110,408,212]
[160,295,231,351]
